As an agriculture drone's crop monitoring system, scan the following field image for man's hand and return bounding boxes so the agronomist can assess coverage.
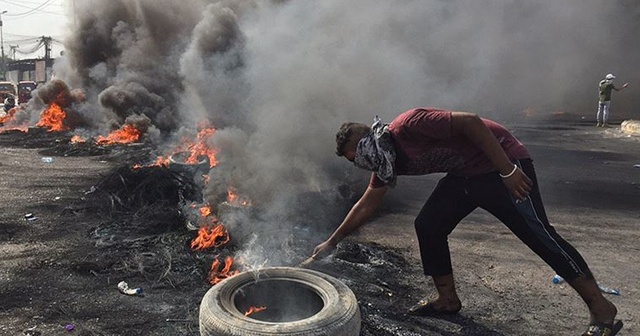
[501,167,532,201]
[299,240,336,268]
[311,239,336,260]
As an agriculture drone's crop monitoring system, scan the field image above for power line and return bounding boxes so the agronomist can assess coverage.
[4,32,63,40]
[3,0,58,19]
[1,0,62,7]
[4,38,40,44]
[4,32,43,39]
[0,0,64,17]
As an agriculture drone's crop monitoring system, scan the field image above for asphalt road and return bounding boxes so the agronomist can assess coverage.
[352,119,640,335]
[0,119,638,336]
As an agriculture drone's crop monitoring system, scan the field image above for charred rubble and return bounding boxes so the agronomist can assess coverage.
[0,128,506,335]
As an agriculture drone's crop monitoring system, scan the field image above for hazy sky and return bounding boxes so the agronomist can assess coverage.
[0,0,68,59]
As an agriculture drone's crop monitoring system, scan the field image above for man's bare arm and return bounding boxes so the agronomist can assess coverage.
[614,82,630,91]
[450,112,532,199]
[312,185,389,258]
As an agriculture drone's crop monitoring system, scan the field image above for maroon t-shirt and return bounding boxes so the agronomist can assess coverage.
[370,108,530,188]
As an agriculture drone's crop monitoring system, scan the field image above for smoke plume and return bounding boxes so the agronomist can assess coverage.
[55,0,640,264]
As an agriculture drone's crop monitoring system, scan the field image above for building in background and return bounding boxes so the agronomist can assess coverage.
[5,57,54,84]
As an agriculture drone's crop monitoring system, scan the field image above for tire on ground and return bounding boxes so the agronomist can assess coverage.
[168,152,210,175]
[199,267,361,336]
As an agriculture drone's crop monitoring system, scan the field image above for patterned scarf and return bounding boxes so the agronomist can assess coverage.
[354,116,397,187]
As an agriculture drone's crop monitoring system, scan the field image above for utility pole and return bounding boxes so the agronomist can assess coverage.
[42,36,52,61]
[9,45,17,60]
[0,10,6,80]
[42,36,52,82]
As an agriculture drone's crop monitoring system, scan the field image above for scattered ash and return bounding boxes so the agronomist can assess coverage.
[0,127,159,162]
[0,128,70,149]
[71,160,504,335]
[80,164,206,278]
[84,165,203,222]
[71,163,224,297]
[39,140,113,157]
[2,127,509,334]
[306,241,507,336]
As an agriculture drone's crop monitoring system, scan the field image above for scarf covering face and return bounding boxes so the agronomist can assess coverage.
[354,116,397,187]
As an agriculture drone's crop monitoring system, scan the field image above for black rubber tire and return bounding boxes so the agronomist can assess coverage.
[199,267,361,336]
[168,152,210,175]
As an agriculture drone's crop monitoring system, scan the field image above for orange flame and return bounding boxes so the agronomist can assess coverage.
[0,106,18,125]
[153,156,170,167]
[183,127,218,168]
[0,107,28,132]
[227,186,252,206]
[190,225,230,251]
[37,103,69,132]
[138,123,218,169]
[199,205,212,218]
[96,124,142,145]
[208,255,240,285]
[70,135,86,143]
[227,187,238,204]
[245,306,267,317]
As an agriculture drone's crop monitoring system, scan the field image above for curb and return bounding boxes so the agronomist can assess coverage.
[621,120,640,135]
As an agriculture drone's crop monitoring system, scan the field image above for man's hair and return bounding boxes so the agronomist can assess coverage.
[335,122,371,156]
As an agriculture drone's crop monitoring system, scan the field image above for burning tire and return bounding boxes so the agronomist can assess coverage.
[168,151,210,175]
[199,267,361,336]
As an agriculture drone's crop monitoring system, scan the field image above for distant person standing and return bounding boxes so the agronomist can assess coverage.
[596,73,629,127]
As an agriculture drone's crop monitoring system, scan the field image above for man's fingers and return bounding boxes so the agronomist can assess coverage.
[525,176,533,186]
[504,171,533,201]
[298,256,316,268]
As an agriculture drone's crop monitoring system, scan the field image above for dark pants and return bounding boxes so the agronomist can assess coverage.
[414,159,592,281]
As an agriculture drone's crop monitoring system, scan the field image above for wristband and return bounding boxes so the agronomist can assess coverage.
[499,164,518,178]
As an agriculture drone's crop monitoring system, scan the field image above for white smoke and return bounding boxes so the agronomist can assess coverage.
[55,0,640,265]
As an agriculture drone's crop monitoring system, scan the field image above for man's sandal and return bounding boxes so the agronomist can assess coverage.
[582,320,623,336]
[407,299,461,317]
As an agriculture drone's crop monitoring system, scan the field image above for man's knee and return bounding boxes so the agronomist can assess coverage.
[414,215,443,239]
[414,214,430,233]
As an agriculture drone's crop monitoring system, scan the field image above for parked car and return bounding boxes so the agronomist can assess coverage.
[17,81,37,104]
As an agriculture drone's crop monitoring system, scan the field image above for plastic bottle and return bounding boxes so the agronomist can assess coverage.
[597,284,621,296]
[552,274,564,284]
[551,274,620,295]
[41,157,54,163]
[117,281,143,295]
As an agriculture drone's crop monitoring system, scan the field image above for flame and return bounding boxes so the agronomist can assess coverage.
[227,186,252,206]
[70,135,86,143]
[199,205,212,217]
[227,187,238,203]
[208,255,240,285]
[37,103,69,132]
[190,225,230,251]
[0,106,18,124]
[137,123,218,169]
[245,306,267,317]
[153,156,170,167]
[0,107,28,133]
[96,124,142,145]
[183,127,218,168]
